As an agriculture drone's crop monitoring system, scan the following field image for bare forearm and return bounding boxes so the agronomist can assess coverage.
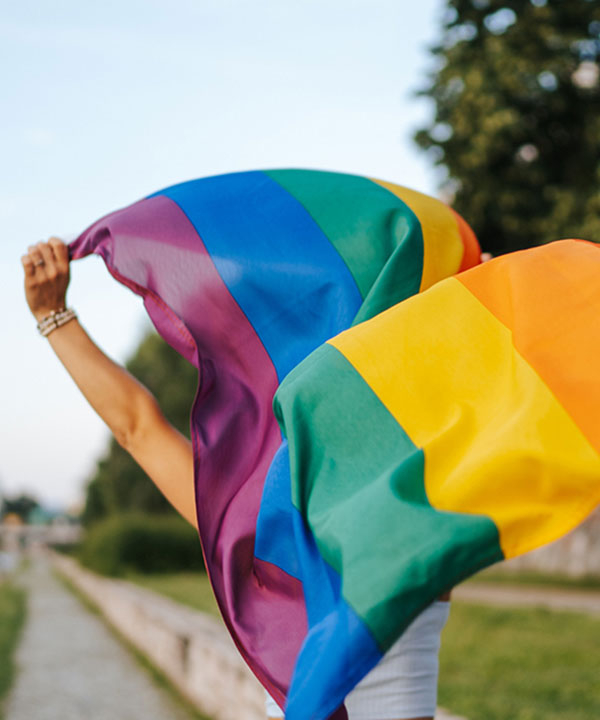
[49,318,197,526]
[48,317,155,447]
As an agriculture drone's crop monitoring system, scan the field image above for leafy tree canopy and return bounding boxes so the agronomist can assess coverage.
[415,0,600,253]
[2,494,40,523]
[82,332,197,526]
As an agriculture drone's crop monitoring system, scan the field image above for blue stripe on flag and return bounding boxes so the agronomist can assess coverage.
[152,171,362,382]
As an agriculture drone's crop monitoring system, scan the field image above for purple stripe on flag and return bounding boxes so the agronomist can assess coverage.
[70,194,308,700]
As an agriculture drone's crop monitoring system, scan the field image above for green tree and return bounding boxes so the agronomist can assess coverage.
[415,0,600,254]
[81,332,198,526]
[2,494,40,523]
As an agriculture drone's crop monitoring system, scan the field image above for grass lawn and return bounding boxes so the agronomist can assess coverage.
[125,571,219,616]
[0,581,26,719]
[438,601,600,720]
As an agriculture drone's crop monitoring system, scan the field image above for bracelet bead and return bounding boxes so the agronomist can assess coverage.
[37,308,77,337]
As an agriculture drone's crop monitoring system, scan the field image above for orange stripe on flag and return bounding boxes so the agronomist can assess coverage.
[458,239,600,455]
[451,207,480,272]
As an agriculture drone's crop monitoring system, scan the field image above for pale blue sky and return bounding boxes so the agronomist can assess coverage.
[2,0,444,508]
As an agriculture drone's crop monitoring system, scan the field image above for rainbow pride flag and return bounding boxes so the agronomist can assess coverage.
[70,169,478,719]
[275,238,600,718]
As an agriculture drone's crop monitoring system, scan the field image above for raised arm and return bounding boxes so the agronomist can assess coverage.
[22,238,197,528]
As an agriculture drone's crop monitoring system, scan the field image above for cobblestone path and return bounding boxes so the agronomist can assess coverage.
[5,553,198,720]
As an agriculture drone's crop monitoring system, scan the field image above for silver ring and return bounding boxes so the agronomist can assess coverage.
[34,259,45,267]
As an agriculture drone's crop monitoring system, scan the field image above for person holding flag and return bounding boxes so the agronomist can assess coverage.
[21,169,600,719]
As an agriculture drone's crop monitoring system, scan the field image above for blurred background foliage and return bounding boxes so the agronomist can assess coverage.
[415,0,600,254]
[79,512,205,576]
[1,494,39,523]
[81,332,197,527]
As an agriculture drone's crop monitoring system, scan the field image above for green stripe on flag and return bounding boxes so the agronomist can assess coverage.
[266,169,424,323]
[275,343,504,650]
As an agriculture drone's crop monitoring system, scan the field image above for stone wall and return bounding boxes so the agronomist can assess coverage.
[501,509,600,577]
[51,553,265,720]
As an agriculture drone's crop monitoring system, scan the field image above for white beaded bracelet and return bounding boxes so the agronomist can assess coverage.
[37,308,77,337]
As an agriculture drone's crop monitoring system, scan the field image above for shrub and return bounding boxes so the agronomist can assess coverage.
[78,513,205,576]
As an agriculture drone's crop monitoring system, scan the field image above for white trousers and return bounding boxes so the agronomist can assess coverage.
[265,600,450,720]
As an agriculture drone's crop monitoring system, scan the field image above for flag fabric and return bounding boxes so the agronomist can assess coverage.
[69,169,478,718]
[274,238,600,718]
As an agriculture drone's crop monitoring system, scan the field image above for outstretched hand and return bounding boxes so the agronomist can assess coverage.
[22,238,70,322]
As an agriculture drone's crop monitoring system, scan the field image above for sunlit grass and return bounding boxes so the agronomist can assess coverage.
[438,601,600,720]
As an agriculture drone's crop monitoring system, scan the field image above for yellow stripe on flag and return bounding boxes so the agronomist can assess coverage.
[329,278,600,559]
[371,180,464,292]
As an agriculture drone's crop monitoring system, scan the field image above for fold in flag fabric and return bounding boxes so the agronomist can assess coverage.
[69,169,479,719]
[275,237,600,719]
